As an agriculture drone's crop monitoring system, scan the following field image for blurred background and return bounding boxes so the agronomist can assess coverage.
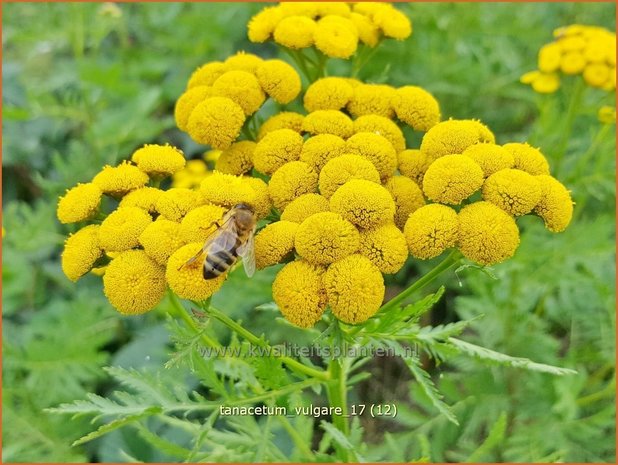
[2,2,615,462]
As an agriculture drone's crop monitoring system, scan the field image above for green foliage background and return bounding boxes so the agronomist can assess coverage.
[2,2,615,463]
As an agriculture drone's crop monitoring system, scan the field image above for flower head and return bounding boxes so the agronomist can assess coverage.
[353,114,406,153]
[534,175,574,233]
[350,12,380,47]
[166,243,226,301]
[242,176,273,219]
[404,204,458,259]
[156,188,203,222]
[273,16,317,49]
[281,193,330,223]
[392,86,441,131]
[255,59,302,104]
[598,105,616,124]
[255,220,299,269]
[213,70,266,115]
[318,154,381,198]
[457,201,520,266]
[560,51,586,74]
[98,206,153,252]
[482,169,542,216]
[119,187,163,214]
[200,172,256,210]
[253,128,304,175]
[61,225,103,281]
[300,133,346,171]
[330,179,396,228]
[373,4,412,40]
[172,159,209,189]
[174,86,218,131]
[57,183,102,224]
[398,149,432,186]
[295,212,360,265]
[502,142,550,175]
[462,143,514,177]
[187,61,227,88]
[583,63,611,87]
[345,132,397,179]
[103,250,166,315]
[268,161,319,210]
[347,84,396,118]
[257,112,305,140]
[538,43,562,72]
[520,71,560,93]
[186,97,245,149]
[302,110,354,138]
[314,16,359,58]
[92,161,149,197]
[384,175,425,230]
[248,6,284,43]
[304,77,355,112]
[359,223,408,274]
[179,204,226,243]
[224,51,264,74]
[420,119,495,162]
[215,141,256,176]
[323,254,384,324]
[131,144,186,178]
[422,154,484,205]
[272,260,327,328]
[139,218,185,265]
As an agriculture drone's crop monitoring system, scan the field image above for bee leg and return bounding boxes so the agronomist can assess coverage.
[199,220,221,232]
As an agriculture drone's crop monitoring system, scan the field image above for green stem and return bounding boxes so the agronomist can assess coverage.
[326,357,354,462]
[283,48,313,83]
[554,78,586,175]
[167,291,221,348]
[277,415,316,461]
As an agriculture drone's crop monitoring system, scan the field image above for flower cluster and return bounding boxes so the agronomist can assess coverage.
[248,2,412,58]
[521,24,616,93]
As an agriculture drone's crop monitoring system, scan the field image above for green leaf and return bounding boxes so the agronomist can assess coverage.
[72,407,161,446]
[466,412,507,462]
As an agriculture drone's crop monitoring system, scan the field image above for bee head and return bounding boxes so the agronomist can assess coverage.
[234,202,255,213]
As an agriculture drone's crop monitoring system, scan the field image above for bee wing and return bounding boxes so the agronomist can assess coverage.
[180,212,234,269]
[237,227,256,278]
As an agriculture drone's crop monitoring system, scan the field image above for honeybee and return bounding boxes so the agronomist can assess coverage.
[180,203,257,279]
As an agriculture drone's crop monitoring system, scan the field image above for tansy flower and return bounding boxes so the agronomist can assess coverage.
[119,187,163,214]
[534,175,574,233]
[314,16,359,59]
[273,16,317,49]
[559,35,587,52]
[224,51,264,74]
[420,119,495,162]
[279,2,319,17]
[166,243,226,301]
[268,161,319,210]
[359,223,408,274]
[131,144,185,178]
[179,204,226,243]
[281,193,330,223]
[187,61,227,88]
[457,201,520,266]
[92,161,149,197]
[329,179,396,228]
[583,63,611,87]
[242,176,273,219]
[139,218,185,265]
[248,6,284,43]
[404,204,458,260]
[200,172,256,210]
[301,110,354,138]
[253,128,304,175]
[257,111,305,140]
[422,155,484,204]
[272,260,327,328]
[323,254,384,324]
[212,70,266,115]
[520,71,561,94]
[482,169,542,216]
[502,142,550,176]
[295,211,360,265]
[538,43,562,73]
[560,51,586,74]
[187,97,245,149]
[57,183,102,224]
[303,77,355,112]
[315,2,351,17]
[98,206,153,252]
[398,149,432,186]
[345,132,397,179]
[373,4,412,40]
[215,141,256,176]
[353,114,406,153]
[462,143,515,177]
[598,105,616,124]
[318,154,381,199]
[384,176,425,230]
[61,225,103,281]
[103,250,166,315]
[255,220,299,269]
[299,133,346,171]
[172,159,209,189]
[174,86,218,131]
[392,86,441,131]
[156,188,204,222]
[255,59,302,104]
[347,83,396,119]
[350,12,380,47]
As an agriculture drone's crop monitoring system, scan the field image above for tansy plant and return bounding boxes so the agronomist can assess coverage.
[53,3,577,461]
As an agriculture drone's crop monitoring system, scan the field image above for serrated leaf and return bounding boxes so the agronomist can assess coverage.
[466,411,507,462]
[72,407,161,446]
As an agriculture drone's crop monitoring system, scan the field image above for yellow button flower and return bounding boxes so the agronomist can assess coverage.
[502,142,550,176]
[272,260,327,328]
[345,132,397,179]
[242,176,273,219]
[583,40,607,63]
[295,212,360,265]
[482,169,542,216]
[422,155,484,205]
[347,83,396,118]
[279,2,319,17]
[257,111,305,140]
[323,254,384,324]
[532,72,561,93]
[174,86,218,131]
[92,161,149,197]
[255,59,302,104]
[187,97,245,149]
[103,250,166,315]
[560,51,586,74]
[268,161,319,210]
[119,187,163,214]
[304,77,354,112]
[281,193,330,223]
[273,16,317,49]
[353,114,406,153]
[457,201,520,266]
[98,206,153,252]
[139,218,185,266]
[131,144,186,178]
[187,61,227,88]
[384,175,425,230]
[392,86,441,131]
[598,105,616,124]
[166,243,226,301]
[179,203,226,244]
[253,128,304,174]
[213,70,266,115]
[57,183,102,224]
[534,175,574,233]
[200,172,256,210]
[314,16,359,59]
[559,35,587,52]
[359,223,408,274]
[156,188,203,222]
[398,149,432,186]
[373,5,412,40]
[299,133,346,171]
[248,6,284,43]
[404,204,458,260]
[319,154,381,199]
[538,42,562,73]
[420,119,495,161]
[330,179,396,228]
[462,143,514,177]
[172,160,209,189]
[215,141,256,176]
[224,51,264,74]
[350,12,380,47]
[301,110,354,138]
[61,225,103,282]
[255,220,299,269]
[583,63,611,87]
